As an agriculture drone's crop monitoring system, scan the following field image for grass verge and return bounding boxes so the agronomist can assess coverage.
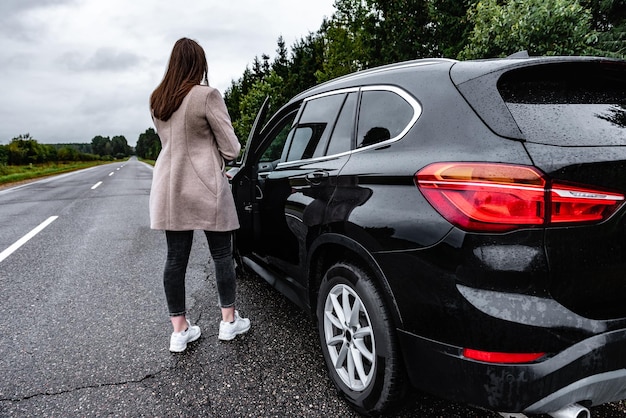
[0,161,112,188]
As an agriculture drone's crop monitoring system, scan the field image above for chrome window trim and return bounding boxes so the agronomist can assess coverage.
[358,85,422,147]
[302,87,360,102]
[276,85,422,169]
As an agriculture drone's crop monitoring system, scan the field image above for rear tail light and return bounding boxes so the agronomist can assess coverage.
[416,163,624,232]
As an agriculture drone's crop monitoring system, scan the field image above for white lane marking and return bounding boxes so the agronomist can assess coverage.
[108,172,114,176]
[0,216,59,263]
[91,181,102,190]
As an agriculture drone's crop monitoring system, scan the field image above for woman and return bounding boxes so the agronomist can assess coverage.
[149,38,250,352]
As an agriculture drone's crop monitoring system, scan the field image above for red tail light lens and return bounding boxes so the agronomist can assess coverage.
[463,348,545,363]
[416,163,624,232]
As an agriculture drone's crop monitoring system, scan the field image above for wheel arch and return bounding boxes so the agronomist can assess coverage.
[306,233,403,328]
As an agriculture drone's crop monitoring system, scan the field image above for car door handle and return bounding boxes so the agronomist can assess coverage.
[305,171,329,185]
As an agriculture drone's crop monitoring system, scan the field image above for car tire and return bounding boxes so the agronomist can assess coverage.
[316,261,405,416]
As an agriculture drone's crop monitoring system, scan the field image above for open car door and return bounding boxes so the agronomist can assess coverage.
[231,96,271,256]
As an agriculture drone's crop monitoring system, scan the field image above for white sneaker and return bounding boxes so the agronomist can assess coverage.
[218,310,250,341]
[169,319,201,352]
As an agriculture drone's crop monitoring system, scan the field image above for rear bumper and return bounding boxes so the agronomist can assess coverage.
[397,327,626,414]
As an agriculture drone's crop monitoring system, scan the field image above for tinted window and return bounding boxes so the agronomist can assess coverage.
[356,90,414,148]
[499,62,626,146]
[285,94,346,162]
[326,92,357,156]
[260,112,297,163]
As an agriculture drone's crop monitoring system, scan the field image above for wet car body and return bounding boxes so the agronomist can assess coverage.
[230,55,626,416]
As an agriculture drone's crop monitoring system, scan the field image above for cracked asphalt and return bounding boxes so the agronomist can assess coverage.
[4,253,625,417]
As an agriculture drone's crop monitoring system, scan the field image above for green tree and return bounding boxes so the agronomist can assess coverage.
[317,0,438,81]
[581,0,626,57]
[6,140,25,165]
[287,31,327,94]
[6,134,54,165]
[316,0,372,82]
[429,0,476,58]
[0,144,7,166]
[459,0,596,59]
[111,135,131,158]
[368,0,436,63]
[232,73,285,149]
[57,146,79,161]
[91,135,112,157]
[224,64,267,135]
[135,128,161,160]
[225,31,327,144]
[272,36,290,82]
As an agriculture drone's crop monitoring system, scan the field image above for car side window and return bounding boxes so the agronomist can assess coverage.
[284,93,346,162]
[260,111,298,163]
[326,92,357,156]
[356,90,414,148]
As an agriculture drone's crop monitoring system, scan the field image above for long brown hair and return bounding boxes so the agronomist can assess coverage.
[150,38,208,121]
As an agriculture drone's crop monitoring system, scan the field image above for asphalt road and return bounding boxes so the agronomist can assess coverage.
[0,158,625,417]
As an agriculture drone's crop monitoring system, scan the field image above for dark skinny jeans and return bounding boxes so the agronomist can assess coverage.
[163,230,236,317]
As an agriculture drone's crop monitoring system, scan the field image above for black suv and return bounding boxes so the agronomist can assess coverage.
[229,54,626,417]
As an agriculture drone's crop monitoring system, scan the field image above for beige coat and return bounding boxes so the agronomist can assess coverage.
[149,85,241,231]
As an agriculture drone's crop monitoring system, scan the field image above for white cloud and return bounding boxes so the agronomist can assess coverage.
[0,0,335,146]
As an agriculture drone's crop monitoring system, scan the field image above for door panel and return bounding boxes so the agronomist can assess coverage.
[233,90,358,286]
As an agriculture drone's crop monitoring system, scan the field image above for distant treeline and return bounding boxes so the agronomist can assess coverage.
[0,134,133,166]
[11,0,625,165]
[48,143,94,154]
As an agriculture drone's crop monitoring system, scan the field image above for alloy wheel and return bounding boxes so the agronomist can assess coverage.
[322,283,376,391]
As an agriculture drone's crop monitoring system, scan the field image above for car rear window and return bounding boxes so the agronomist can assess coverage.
[498,62,626,146]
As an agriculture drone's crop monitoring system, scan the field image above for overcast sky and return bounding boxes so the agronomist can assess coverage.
[0,0,336,146]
